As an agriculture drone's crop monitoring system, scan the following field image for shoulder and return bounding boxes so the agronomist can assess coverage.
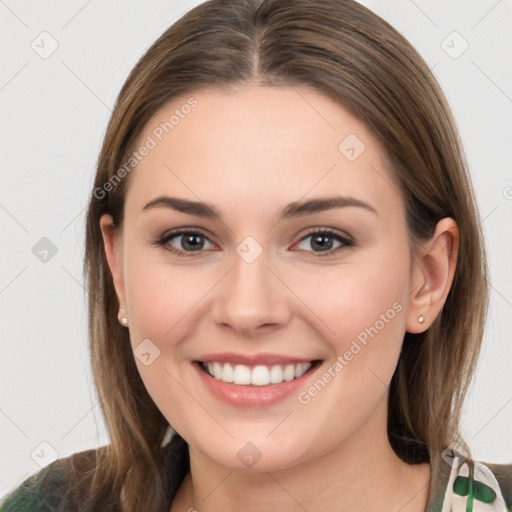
[0,436,190,512]
[433,449,512,512]
[0,448,107,512]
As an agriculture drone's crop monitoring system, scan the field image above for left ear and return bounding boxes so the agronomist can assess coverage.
[406,217,459,333]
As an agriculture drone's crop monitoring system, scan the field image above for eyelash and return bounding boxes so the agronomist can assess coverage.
[151,227,355,258]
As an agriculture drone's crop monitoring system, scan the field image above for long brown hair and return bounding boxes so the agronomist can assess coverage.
[79,0,489,510]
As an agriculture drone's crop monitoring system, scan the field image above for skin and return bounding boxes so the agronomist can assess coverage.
[100,84,459,512]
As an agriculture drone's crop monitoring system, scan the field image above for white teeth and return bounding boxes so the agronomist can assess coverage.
[221,363,234,383]
[233,364,251,385]
[212,362,223,380]
[202,361,313,386]
[269,365,283,384]
[294,363,309,378]
[283,364,295,381]
[251,365,270,386]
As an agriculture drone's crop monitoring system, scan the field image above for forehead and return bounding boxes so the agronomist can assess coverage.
[124,85,403,221]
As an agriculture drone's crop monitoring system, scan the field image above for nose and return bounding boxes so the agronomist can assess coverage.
[211,248,292,337]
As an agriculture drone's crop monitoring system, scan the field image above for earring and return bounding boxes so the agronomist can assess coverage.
[118,309,128,327]
[418,315,425,324]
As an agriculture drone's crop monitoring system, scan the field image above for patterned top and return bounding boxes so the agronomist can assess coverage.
[1,447,511,511]
[427,449,512,511]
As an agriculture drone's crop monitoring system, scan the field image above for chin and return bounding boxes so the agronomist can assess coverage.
[190,432,317,473]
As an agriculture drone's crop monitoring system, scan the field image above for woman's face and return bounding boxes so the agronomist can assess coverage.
[101,85,425,471]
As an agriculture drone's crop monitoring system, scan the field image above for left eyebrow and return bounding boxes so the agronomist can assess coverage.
[141,195,378,220]
[280,196,378,219]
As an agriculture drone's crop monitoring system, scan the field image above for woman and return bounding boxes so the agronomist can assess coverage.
[2,0,510,511]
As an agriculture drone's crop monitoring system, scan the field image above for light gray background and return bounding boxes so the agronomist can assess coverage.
[1,0,511,497]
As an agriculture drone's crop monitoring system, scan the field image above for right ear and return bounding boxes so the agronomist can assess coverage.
[99,214,127,312]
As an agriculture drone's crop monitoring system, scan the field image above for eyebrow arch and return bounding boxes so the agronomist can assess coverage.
[141,195,378,220]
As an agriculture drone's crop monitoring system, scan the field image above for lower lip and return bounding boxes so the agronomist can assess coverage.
[193,361,320,408]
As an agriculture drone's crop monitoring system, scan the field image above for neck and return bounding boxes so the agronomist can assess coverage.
[171,401,431,512]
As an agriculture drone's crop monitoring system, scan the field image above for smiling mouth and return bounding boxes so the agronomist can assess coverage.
[197,360,322,386]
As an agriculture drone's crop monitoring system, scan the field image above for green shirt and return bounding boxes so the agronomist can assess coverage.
[1,447,511,511]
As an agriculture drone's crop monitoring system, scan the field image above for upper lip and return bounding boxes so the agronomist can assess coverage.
[195,352,320,366]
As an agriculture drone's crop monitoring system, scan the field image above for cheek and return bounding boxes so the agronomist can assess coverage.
[122,256,218,409]
[122,259,212,437]
[302,246,410,384]
[124,258,211,344]
[288,253,409,450]
[333,271,405,349]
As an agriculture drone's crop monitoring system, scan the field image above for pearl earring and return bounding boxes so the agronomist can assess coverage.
[418,315,425,324]
[119,309,128,327]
